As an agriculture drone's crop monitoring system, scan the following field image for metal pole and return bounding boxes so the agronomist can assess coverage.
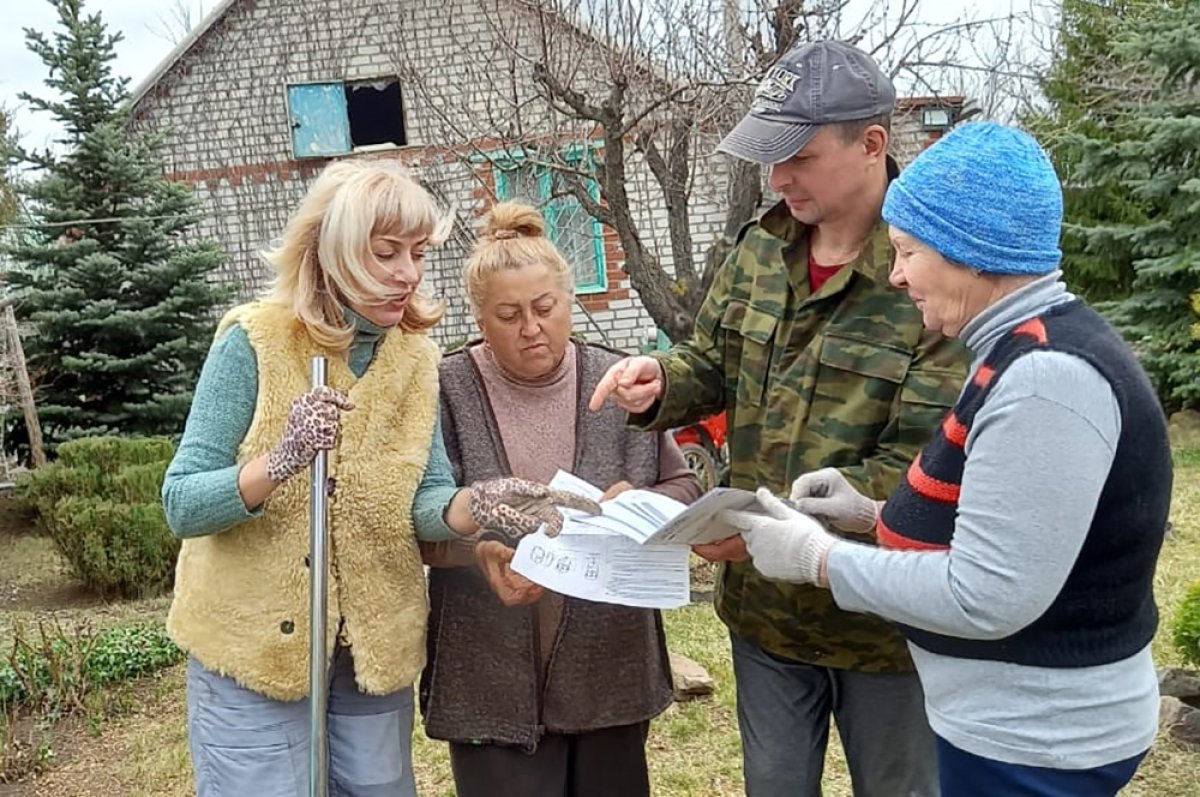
[308,356,329,797]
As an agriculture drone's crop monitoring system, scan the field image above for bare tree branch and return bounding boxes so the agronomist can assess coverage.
[391,0,1047,340]
[146,0,207,46]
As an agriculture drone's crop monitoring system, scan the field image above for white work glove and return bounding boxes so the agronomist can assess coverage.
[789,468,880,535]
[720,488,841,585]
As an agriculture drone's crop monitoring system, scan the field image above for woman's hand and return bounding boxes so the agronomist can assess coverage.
[467,477,601,541]
[789,468,880,535]
[722,488,841,586]
[239,387,353,510]
[600,480,634,502]
[475,540,546,606]
[266,386,354,484]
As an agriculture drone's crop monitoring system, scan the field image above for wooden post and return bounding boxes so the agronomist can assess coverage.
[4,305,45,468]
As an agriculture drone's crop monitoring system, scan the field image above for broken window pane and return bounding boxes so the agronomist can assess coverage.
[345,79,407,148]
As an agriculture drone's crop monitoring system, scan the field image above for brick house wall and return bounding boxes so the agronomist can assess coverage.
[130,0,964,352]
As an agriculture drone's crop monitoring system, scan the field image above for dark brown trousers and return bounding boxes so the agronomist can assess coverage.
[448,721,652,797]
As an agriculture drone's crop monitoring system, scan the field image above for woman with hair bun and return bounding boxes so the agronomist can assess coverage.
[420,201,702,796]
[162,162,596,797]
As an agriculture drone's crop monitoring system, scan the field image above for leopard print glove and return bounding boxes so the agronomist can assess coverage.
[266,387,354,484]
[468,477,602,542]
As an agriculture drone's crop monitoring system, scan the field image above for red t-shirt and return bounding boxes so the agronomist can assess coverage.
[808,249,846,293]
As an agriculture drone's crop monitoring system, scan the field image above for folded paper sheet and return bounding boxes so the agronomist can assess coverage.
[510,471,765,609]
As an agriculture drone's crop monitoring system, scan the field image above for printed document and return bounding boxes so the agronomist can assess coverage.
[511,530,690,609]
[509,471,767,609]
[549,470,761,546]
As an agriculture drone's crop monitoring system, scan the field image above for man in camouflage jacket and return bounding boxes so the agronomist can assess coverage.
[590,41,968,796]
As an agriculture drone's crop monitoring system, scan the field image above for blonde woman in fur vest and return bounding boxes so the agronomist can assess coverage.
[161,162,598,797]
[419,202,702,797]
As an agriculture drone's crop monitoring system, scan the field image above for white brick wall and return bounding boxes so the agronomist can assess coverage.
[131,0,937,353]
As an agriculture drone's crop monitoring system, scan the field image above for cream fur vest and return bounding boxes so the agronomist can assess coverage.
[167,301,439,701]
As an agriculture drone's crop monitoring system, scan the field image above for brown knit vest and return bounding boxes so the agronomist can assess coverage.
[420,341,673,749]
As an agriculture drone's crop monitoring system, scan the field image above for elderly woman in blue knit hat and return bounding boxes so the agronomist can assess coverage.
[723,121,1173,796]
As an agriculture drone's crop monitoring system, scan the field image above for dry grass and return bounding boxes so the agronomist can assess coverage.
[4,458,1200,795]
[0,528,170,650]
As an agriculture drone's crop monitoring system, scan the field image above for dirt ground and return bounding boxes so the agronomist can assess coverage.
[0,499,177,795]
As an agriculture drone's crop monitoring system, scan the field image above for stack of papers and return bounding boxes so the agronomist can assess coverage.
[509,471,764,610]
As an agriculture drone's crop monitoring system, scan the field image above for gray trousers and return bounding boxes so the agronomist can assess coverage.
[731,633,939,797]
[186,647,417,797]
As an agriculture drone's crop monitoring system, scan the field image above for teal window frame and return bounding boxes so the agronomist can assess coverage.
[492,148,607,295]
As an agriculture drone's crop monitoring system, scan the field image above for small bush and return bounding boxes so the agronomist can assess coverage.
[1174,448,1200,470]
[51,499,177,598]
[111,461,169,505]
[13,461,101,524]
[14,436,178,598]
[83,624,185,686]
[1174,581,1200,668]
[56,436,175,473]
[0,703,54,784]
[0,619,97,715]
[0,620,183,715]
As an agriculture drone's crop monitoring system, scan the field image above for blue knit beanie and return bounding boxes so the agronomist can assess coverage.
[882,121,1063,275]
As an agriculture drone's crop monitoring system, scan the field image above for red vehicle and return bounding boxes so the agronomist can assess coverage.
[671,411,728,491]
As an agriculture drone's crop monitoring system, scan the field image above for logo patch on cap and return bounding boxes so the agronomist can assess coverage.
[752,65,801,114]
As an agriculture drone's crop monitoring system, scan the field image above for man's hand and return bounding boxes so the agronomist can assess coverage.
[692,535,750,563]
[588,356,665,413]
[475,540,546,607]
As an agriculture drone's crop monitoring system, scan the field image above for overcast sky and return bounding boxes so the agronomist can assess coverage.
[2,0,1056,153]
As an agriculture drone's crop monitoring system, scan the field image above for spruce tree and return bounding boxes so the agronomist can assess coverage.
[0,109,18,227]
[1070,0,1200,409]
[4,0,229,452]
[1025,0,1181,302]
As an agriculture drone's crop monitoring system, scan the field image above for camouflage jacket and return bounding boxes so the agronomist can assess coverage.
[633,198,969,672]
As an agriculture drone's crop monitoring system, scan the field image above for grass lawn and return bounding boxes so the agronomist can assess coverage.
[3,458,1199,795]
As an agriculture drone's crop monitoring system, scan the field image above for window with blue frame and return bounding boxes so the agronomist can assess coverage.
[493,154,607,294]
[287,79,407,159]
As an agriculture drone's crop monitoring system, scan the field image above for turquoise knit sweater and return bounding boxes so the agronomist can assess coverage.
[161,310,459,541]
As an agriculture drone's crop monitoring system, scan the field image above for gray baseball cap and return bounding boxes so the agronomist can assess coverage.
[718,40,896,165]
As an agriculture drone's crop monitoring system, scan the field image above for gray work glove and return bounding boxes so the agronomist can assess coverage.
[788,468,880,535]
[266,387,354,484]
[721,488,840,585]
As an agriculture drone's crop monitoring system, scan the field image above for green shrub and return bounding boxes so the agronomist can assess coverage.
[110,461,170,505]
[0,620,183,715]
[1174,581,1200,668]
[14,436,178,598]
[1174,447,1200,469]
[50,499,177,598]
[83,624,184,685]
[56,436,175,473]
[13,461,102,525]
[0,619,95,714]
